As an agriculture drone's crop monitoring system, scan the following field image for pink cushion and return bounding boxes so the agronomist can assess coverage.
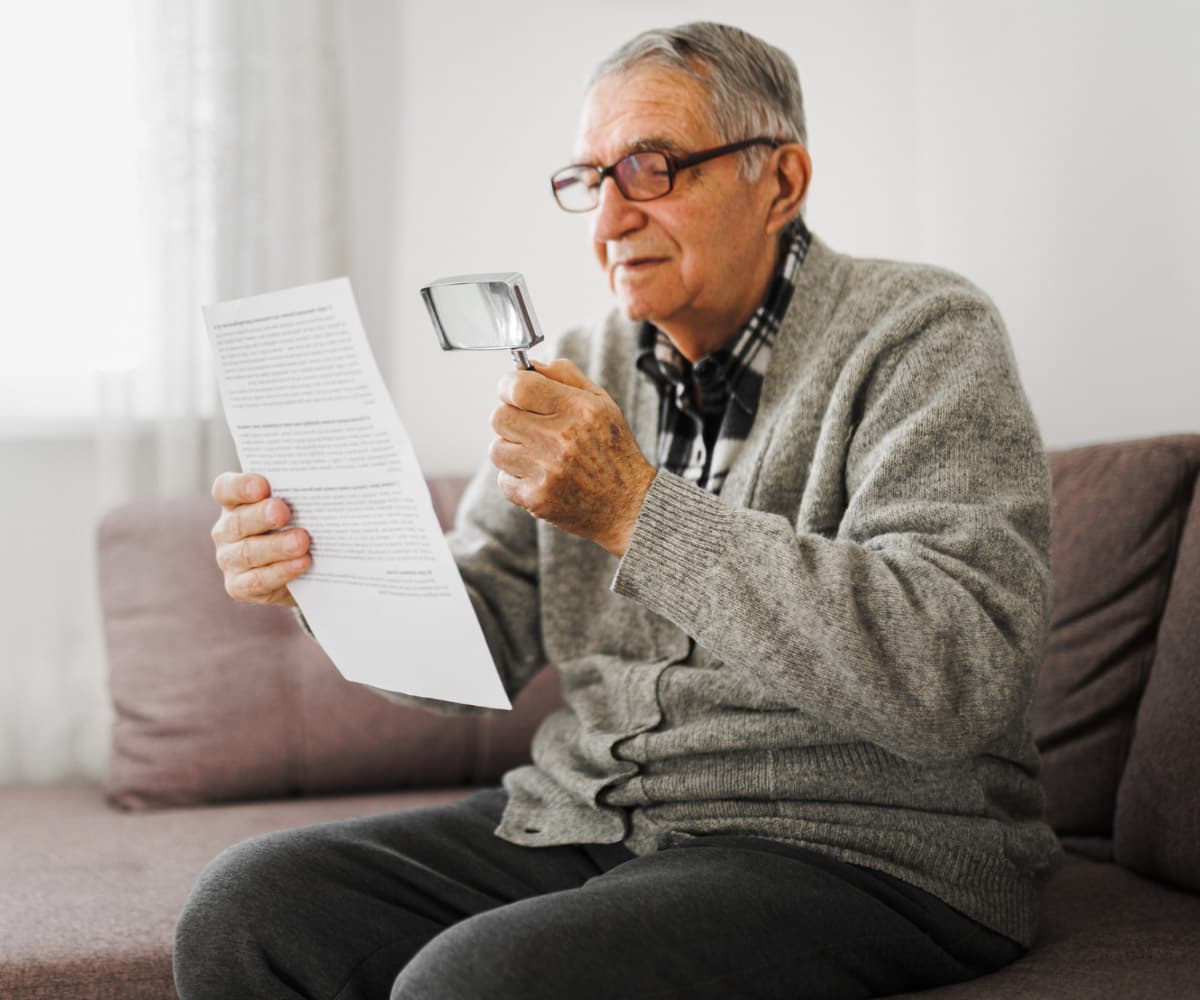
[96,484,562,809]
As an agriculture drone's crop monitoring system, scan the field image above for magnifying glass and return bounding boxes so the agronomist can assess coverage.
[420,272,544,370]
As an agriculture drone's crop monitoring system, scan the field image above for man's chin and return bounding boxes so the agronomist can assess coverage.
[612,283,683,328]
[615,294,658,325]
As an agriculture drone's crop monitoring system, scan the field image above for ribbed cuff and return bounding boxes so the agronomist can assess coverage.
[612,470,733,624]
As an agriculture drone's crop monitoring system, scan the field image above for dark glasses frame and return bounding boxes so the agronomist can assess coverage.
[551,137,786,212]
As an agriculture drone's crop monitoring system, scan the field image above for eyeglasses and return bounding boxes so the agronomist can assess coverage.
[550,137,785,213]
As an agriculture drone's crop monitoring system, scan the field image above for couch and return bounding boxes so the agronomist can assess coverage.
[2,435,1198,999]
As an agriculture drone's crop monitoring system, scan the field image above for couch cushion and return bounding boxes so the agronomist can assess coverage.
[887,853,1200,999]
[1035,437,1200,837]
[97,484,562,809]
[0,782,469,1000]
[1115,467,1200,890]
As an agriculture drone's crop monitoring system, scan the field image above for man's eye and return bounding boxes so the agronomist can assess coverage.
[624,153,670,179]
[554,171,597,192]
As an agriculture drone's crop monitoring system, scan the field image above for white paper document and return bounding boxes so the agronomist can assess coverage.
[203,277,510,709]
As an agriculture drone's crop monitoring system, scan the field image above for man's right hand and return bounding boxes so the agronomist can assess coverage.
[211,472,311,607]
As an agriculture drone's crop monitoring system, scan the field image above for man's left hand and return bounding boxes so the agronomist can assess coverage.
[489,359,656,558]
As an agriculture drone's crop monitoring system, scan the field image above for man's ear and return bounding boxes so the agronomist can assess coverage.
[764,143,812,235]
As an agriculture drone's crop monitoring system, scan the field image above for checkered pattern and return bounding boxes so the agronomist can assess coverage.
[636,218,811,493]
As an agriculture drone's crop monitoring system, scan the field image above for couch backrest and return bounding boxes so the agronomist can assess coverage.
[1035,435,1200,888]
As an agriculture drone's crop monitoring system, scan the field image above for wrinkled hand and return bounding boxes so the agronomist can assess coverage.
[489,359,656,557]
[210,472,311,606]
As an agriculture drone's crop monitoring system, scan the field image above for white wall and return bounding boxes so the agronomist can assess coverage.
[910,1,1200,448]
[342,0,1200,474]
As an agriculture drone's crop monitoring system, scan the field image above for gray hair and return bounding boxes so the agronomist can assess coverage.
[589,22,806,180]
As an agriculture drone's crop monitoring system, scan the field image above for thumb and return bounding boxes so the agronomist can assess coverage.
[532,358,600,394]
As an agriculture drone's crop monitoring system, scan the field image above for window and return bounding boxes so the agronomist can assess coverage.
[0,2,146,425]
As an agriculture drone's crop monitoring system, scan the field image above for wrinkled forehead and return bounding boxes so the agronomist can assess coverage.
[573,64,720,163]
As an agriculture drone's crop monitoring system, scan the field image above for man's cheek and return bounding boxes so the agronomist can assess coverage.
[603,261,622,300]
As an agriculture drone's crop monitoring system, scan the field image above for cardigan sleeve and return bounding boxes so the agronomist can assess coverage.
[612,297,1053,764]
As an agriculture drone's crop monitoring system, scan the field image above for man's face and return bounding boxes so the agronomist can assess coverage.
[575,65,777,351]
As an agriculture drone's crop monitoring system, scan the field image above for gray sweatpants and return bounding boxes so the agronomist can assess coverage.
[173,788,1022,999]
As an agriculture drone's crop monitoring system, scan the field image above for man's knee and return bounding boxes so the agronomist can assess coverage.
[173,829,314,996]
[390,906,539,1000]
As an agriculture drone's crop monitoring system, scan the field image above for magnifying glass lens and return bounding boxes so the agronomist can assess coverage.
[421,273,544,369]
[424,282,525,349]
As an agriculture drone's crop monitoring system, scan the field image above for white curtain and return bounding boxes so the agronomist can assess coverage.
[0,0,347,783]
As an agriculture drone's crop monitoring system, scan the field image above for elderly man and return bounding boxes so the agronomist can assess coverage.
[179,21,1056,1000]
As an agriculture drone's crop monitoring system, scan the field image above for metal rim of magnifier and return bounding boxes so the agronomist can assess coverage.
[510,285,540,369]
[420,273,543,369]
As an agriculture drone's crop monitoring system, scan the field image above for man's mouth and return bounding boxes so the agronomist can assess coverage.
[615,256,667,272]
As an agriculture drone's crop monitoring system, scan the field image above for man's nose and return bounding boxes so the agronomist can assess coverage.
[590,175,645,244]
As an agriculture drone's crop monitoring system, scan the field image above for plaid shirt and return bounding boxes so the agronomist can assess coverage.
[635,218,811,493]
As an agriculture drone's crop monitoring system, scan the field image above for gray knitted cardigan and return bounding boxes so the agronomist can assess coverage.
[372,234,1059,946]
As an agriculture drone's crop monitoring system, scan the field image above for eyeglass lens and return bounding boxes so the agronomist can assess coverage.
[552,151,672,212]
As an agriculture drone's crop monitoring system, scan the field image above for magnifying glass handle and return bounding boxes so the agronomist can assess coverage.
[511,347,534,371]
